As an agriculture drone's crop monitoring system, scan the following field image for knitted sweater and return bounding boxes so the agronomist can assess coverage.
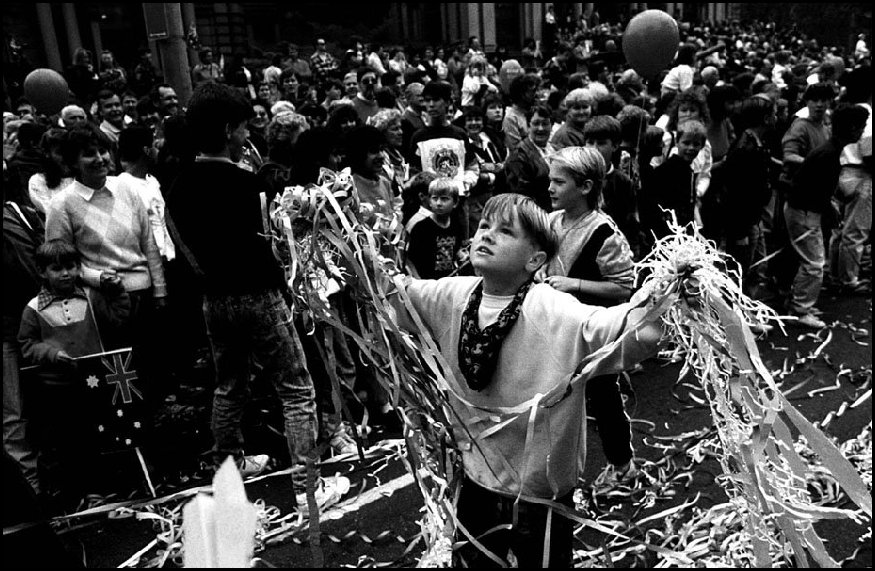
[45,179,167,297]
[400,276,659,498]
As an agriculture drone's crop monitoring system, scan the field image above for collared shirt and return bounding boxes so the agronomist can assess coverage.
[37,285,88,311]
[99,120,123,144]
[70,176,117,202]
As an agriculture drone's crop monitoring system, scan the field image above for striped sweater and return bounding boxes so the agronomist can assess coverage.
[45,178,166,297]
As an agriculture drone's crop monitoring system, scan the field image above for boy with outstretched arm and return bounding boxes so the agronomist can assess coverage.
[390,192,674,567]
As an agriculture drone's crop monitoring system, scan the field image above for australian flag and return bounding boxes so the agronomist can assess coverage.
[75,347,148,453]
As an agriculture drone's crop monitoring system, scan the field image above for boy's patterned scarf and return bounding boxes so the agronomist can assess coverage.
[458,279,534,391]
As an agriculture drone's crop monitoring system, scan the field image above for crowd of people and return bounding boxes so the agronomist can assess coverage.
[2,12,871,566]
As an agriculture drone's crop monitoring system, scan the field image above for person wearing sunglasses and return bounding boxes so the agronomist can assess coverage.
[352,67,381,123]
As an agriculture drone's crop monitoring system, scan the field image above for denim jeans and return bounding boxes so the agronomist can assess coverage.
[784,205,824,314]
[203,289,317,490]
[836,169,872,286]
[3,340,39,494]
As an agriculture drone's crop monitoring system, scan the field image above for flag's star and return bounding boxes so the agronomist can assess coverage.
[98,425,105,432]
[117,409,124,417]
[125,438,132,446]
[86,375,100,388]
[133,421,142,429]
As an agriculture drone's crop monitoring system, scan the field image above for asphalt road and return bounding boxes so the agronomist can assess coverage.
[43,286,872,568]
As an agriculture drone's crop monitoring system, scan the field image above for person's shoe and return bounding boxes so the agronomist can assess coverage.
[592,460,641,495]
[329,426,359,457]
[793,312,826,329]
[295,475,351,517]
[237,454,271,479]
[840,280,872,295]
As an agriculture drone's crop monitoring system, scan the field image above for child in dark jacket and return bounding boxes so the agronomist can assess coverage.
[653,120,707,236]
[18,239,130,506]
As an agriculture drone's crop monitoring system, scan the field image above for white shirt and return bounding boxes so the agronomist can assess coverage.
[478,292,514,329]
[116,172,176,261]
[28,174,74,214]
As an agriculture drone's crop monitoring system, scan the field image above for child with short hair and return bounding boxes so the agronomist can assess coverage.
[406,178,465,279]
[549,87,595,149]
[653,119,708,235]
[394,192,668,567]
[18,239,130,506]
[401,170,438,230]
[584,115,640,257]
[541,146,640,491]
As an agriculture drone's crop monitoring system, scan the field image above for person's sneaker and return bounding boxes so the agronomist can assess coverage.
[329,426,358,457]
[237,454,271,479]
[794,312,826,329]
[295,475,351,517]
[592,460,641,495]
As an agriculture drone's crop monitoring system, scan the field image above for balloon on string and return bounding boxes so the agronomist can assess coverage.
[622,10,680,80]
[23,69,70,115]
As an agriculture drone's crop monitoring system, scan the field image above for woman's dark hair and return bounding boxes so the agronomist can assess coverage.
[706,84,741,121]
[289,127,341,185]
[508,74,540,105]
[186,83,254,154]
[481,93,504,112]
[737,96,774,131]
[297,102,327,124]
[343,125,386,172]
[463,105,484,120]
[36,239,81,271]
[326,104,361,135]
[117,125,154,163]
[831,103,870,142]
[374,87,397,109]
[39,128,69,189]
[60,124,113,168]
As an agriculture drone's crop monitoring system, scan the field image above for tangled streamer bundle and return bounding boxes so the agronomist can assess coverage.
[270,168,464,566]
[636,221,872,568]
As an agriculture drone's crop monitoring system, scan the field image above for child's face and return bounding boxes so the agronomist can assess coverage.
[567,101,592,127]
[676,132,705,162]
[465,115,484,137]
[677,104,700,125]
[424,96,449,123]
[43,261,80,296]
[429,191,456,217]
[548,164,589,212]
[585,137,616,167]
[471,212,542,277]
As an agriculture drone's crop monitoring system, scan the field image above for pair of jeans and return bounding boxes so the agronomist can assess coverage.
[836,168,872,286]
[203,289,317,490]
[784,205,824,315]
[726,222,766,291]
[3,340,39,494]
[454,479,575,568]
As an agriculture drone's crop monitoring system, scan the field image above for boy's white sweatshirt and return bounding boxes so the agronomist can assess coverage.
[403,276,658,499]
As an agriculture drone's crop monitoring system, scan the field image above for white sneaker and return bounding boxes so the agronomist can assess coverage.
[795,312,826,329]
[329,426,358,456]
[295,475,350,517]
[237,454,271,479]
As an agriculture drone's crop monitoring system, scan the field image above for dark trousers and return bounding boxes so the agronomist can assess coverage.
[585,374,634,467]
[455,478,575,568]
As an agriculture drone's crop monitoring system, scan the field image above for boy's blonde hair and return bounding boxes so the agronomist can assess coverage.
[546,146,605,209]
[480,193,558,262]
[564,87,596,107]
[676,119,707,141]
[428,177,460,199]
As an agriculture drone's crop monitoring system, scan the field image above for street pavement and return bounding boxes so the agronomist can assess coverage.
[50,286,872,568]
